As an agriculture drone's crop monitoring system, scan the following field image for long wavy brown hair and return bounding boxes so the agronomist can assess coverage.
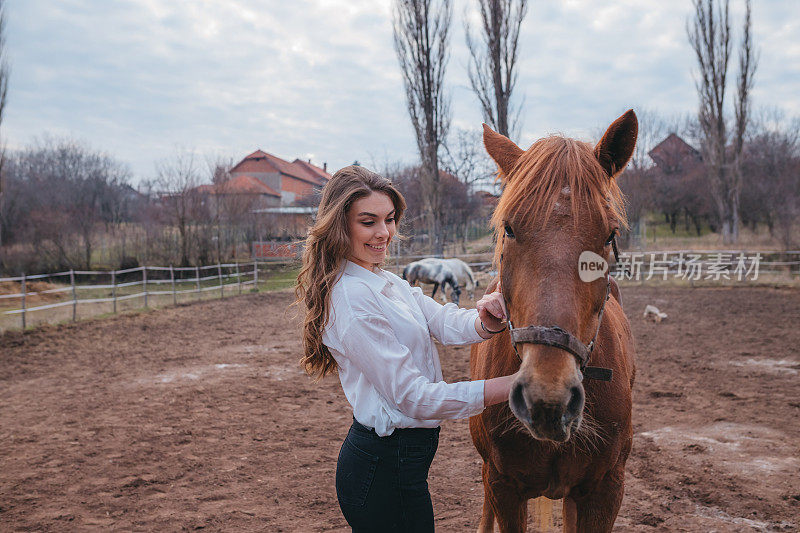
[295,165,406,380]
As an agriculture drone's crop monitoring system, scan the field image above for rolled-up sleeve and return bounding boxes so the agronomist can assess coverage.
[408,286,485,345]
[340,313,485,420]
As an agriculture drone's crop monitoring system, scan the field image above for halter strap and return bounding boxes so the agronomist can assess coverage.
[498,232,614,382]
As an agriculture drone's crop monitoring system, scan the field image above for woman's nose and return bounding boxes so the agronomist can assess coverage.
[375,223,390,239]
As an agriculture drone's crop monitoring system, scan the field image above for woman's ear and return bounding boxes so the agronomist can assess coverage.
[483,123,524,183]
[594,109,638,179]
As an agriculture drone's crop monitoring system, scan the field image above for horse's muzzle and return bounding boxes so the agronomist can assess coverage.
[509,380,585,442]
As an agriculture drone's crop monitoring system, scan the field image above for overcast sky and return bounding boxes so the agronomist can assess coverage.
[3,0,798,185]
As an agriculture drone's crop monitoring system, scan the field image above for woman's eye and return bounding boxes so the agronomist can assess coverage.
[386,218,395,223]
[504,223,515,238]
[361,221,374,226]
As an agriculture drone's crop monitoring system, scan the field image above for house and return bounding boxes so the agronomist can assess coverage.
[229,150,330,206]
[195,174,282,210]
[648,133,702,174]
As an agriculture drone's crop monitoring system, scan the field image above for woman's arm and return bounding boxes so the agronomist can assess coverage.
[483,374,517,407]
[404,279,507,344]
[336,312,485,420]
[406,285,485,345]
[475,288,515,405]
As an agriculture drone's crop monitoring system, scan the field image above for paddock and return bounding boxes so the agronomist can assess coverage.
[1,286,798,531]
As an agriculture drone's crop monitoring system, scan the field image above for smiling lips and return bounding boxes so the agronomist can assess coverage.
[366,243,387,252]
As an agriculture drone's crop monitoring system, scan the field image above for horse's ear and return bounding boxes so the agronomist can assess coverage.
[594,109,638,179]
[483,123,524,181]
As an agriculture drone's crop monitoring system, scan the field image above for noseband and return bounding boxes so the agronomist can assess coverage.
[498,233,617,382]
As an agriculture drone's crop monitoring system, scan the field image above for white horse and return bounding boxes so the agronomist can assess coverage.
[421,258,479,300]
[402,259,462,305]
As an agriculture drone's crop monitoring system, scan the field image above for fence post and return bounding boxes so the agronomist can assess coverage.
[218,263,224,298]
[143,266,148,308]
[112,269,117,314]
[21,273,26,330]
[195,266,200,295]
[70,269,77,321]
[253,261,258,290]
[236,262,241,295]
[170,265,176,305]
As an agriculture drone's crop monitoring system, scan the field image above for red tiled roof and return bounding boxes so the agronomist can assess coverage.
[292,159,331,184]
[225,175,281,196]
[195,175,280,197]
[231,150,323,186]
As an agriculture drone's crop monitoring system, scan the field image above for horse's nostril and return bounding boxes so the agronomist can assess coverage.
[509,381,527,414]
[566,386,584,418]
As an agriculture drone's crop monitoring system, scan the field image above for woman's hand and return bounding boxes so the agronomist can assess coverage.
[475,286,507,339]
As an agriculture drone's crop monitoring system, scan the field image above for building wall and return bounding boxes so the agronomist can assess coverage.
[280,175,315,205]
[257,194,281,208]
[230,170,281,194]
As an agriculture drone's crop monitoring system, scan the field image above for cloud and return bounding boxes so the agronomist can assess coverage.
[3,0,798,183]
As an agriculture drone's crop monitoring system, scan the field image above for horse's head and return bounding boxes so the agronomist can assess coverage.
[484,110,637,442]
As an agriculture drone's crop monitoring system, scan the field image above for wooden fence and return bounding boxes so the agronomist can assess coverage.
[0,262,275,331]
[1,251,798,332]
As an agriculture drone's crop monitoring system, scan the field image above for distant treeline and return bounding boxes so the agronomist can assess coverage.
[2,113,798,277]
[619,109,799,249]
[0,139,286,275]
[0,137,495,276]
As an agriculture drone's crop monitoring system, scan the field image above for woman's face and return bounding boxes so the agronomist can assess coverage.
[346,191,397,270]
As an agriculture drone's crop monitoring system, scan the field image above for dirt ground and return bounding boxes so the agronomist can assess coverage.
[1,285,798,532]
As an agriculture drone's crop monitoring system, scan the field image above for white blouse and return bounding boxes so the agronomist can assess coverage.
[322,260,486,436]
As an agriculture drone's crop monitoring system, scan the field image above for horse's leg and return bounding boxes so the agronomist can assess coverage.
[563,462,626,533]
[484,472,526,533]
[562,497,577,533]
[476,462,496,533]
[431,282,439,300]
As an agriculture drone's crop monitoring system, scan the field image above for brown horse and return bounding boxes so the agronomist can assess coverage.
[470,110,638,532]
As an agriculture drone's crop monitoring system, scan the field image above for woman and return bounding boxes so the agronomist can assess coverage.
[295,165,516,532]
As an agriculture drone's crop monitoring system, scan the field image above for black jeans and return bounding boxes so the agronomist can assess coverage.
[336,418,440,532]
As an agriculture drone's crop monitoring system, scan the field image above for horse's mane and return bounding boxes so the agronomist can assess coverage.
[490,136,628,266]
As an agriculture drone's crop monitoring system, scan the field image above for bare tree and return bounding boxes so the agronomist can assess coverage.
[465,0,528,139]
[442,127,493,192]
[207,158,230,263]
[3,138,131,271]
[156,153,203,266]
[731,0,758,239]
[393,0,452,255]
[687,0,757,243]
[612,109,664,245]
[0,0,10,248]
[206,157,261,261]
[742,109,800,249]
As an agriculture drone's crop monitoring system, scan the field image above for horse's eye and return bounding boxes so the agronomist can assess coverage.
[605,230,617,246]
[504,223,515,238]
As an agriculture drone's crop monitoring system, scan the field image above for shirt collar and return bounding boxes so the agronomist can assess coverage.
[343,260,392,293]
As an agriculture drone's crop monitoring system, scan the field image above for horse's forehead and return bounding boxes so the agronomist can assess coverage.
[553,186,571,214]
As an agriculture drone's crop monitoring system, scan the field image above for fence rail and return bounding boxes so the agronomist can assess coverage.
[0,261,274,331]
[2,250,798,332]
